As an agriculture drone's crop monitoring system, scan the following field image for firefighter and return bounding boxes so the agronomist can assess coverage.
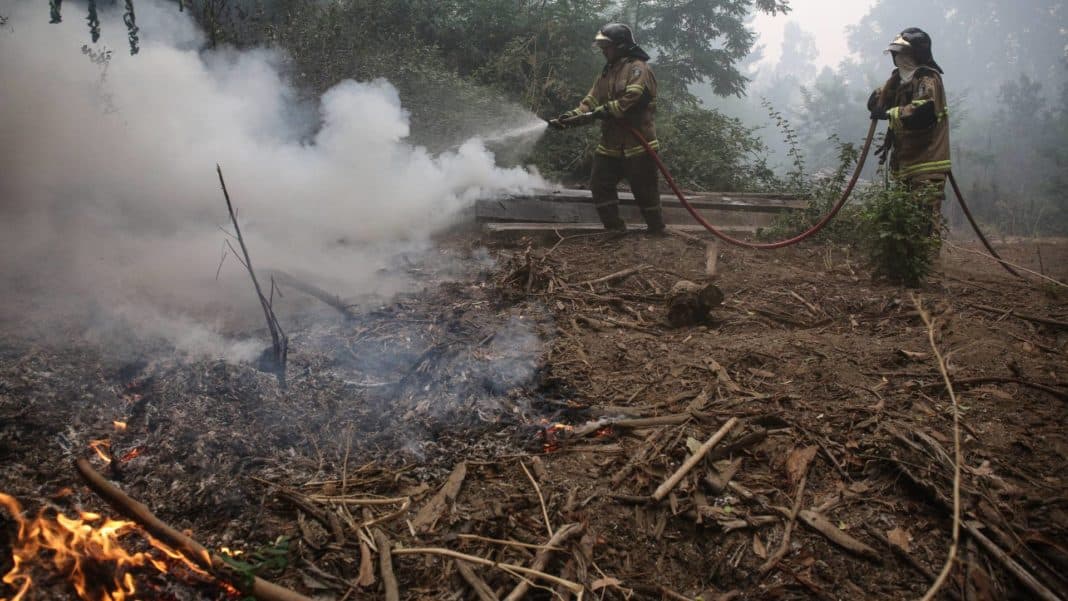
[867,27,950,234]
[550,23,665,234]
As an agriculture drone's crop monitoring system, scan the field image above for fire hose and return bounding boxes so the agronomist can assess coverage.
[554,113,1020,277]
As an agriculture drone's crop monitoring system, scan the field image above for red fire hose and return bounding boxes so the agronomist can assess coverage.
[622,120,878,249]
[621,121,1023,278]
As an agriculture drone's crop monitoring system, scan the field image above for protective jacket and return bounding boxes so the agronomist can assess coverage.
[869,67,951,179]
[564,56,658,158]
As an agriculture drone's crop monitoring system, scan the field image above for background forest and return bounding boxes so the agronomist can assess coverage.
[25,0,1068,234]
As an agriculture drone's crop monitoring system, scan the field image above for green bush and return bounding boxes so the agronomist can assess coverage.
[858,183,942,287]
[656,108,777,192]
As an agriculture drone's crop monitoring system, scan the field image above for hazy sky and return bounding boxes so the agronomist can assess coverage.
[750,1,879,69]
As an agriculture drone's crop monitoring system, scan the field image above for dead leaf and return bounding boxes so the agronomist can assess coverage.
[786,446,818,485]
[847,480,871,494]
[898,349,930,361]
[886,527,911,552]
[591,577,623,590]
[747,368,776,379]
[752,532,768,559]
[686,436,702,455]
[976,387,1015,402]
[300,573,331,590]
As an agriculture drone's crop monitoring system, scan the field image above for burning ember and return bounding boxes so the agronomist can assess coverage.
[594,426,614,438]
[533,418,615,453]
[118,447,144,463]
[0,493,211,601]
[537,420,574,453]
[86,439,144,465]
[112,421,127,432]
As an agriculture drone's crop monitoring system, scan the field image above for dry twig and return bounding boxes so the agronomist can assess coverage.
[216,165,288,382]
[912,294,962,601]
[653,418,739,501]
[759,447,814,575]
[520,461,553,539]
[944,240,1068,289]
[392,537,585,598]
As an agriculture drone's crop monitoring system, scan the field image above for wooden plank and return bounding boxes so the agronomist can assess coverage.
[475,198,781,228]
[497,188,806,212]
[482,222,761,234]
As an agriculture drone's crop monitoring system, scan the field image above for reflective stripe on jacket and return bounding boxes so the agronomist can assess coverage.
[872,67,951,178]
[567,57,658,157]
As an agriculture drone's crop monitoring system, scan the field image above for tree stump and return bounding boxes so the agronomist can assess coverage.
[666,280,724,327]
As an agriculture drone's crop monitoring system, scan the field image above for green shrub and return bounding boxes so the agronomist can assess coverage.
[858,183,942,287]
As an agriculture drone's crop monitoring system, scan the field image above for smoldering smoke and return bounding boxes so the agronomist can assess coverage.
[0,0,545,359]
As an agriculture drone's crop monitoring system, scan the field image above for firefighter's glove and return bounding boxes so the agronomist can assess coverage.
[591,106,611,120]
[870,108,889,121]
[866,90,880,111]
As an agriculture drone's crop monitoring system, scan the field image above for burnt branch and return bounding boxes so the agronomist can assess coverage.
[216,164,287,385]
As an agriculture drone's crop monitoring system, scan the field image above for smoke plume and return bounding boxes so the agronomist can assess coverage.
[0,1,545,358]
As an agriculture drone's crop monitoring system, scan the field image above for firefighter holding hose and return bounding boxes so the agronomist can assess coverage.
[550,23,665,235]
[867,27,951,235]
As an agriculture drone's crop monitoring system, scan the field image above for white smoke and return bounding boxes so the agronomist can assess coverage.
[0,0,544,357]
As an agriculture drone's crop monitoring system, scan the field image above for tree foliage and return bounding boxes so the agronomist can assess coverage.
[33,0,794,188]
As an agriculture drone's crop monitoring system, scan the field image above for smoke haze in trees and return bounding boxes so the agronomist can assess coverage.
[0,0,544,359]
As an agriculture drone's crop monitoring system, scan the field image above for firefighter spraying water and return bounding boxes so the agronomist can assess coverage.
[549,24,1022,279]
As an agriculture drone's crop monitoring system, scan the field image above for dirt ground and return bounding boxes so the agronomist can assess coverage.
[1,228,1066,601]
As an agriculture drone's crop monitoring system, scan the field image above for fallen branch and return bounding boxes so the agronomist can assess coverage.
[962,521,1064,601]
[913,294,962,601]
[944,240,1068,289]
[502,523,585,601]
[411,462,466,533]
[576,313,659,335]
[922,376,1068,402]
[652,417,739,501]
[372,529,399,601]
[968,303,1068,330]
[266,269,357,320]
[575,264,651,287]
[75,459,312,601]
[455,560,500,601]
[794,509,879,561]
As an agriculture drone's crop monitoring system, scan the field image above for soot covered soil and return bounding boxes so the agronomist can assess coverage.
[1,230,1066,600]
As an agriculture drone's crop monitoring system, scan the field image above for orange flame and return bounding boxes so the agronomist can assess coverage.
[0,493,219,601]
[118,447,143,463]
[88,440,112,464]
[538,421,575,453]
[595,426,614,438]
[112,421,127,432]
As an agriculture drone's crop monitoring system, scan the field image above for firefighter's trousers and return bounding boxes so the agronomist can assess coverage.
[589,153,665,232]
